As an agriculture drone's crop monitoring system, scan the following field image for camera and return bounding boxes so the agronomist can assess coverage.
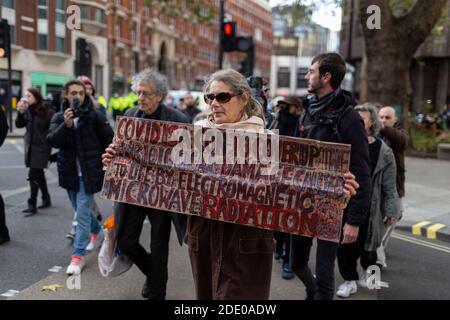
[71,96,81,117]
[247,76,267,110]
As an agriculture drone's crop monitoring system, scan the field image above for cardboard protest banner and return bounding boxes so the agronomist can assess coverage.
[101,116,351,242]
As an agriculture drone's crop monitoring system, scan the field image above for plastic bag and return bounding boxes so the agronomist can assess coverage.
[98,214,133,277]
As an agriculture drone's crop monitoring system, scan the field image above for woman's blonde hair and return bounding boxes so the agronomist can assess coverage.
[204,69,264,122]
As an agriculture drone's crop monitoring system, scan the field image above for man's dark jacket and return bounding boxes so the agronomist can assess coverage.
[47,98,114,194]
[379,124,408,198]
[114,104,190,245]
[296,90,371,227]
[0,106,8,147]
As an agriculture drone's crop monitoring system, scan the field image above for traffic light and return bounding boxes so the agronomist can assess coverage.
[221,21,236,52]
[237,37,255,77]
[0,19,10,59]
[75,38,92,77]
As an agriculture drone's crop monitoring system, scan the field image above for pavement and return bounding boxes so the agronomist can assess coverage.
[396,157,450,243]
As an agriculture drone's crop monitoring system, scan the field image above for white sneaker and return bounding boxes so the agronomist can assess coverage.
[358,270,368,288]
[66,255,85,275]
[337,281,357,298]
[85,234,97,251]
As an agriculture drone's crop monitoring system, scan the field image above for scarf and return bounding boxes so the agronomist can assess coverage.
[196,113,265,131]
[306,88,341,118]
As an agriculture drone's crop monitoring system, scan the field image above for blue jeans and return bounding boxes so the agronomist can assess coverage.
[67,178,101,256]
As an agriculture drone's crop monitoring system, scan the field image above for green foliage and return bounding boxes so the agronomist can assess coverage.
[142,0,217,24]
[411,127,439,152]
[389,0,418,17]
[411,127,450,153]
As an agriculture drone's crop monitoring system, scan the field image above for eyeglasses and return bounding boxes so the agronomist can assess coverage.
[136,90,155,98]
[204,92,241,104]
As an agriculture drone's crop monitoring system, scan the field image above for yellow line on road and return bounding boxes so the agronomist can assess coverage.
[427,224,446,240]
[412,221,432,235]
[392,232,450,254]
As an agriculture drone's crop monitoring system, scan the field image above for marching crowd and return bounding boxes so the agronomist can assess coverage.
[0,52,409,300]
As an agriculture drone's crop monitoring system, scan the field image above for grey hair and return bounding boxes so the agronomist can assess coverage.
[355,102,380,136]
[204,69,264,122]
[131,68,168,98]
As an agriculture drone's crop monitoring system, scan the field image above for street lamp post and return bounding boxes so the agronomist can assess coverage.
[219,0,225,69]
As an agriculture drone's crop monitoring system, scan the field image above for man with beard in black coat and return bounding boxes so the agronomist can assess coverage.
[47,79,114,274]
[291,52,371,300]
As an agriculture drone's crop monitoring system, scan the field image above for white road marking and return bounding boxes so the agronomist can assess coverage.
[0,177,57,199]
[1,289,20,298]
[48,266,63,273]
[392,232,450,254]
[0,165,27,169]
[11,142,24,154]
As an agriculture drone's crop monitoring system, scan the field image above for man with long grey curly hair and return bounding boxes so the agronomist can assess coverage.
[103,68,189,300]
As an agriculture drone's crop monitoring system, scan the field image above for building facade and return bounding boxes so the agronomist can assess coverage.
[270,4,339,97]
[0,0,74,104]
[1,0,273,103]
[224,0,272,80]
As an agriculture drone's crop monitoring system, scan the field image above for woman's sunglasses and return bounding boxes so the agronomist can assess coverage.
[203,92,241,104]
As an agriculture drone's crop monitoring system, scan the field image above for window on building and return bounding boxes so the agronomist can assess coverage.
[297,68,308,89]
[38,0,48,19]
[56,0,65,23]
[2,0,14,9]
[115,54,120,69]
[115,21,120,38]
[145,33,150,48]
[95,8,104,24]
[95,65,103,94]
[9,25,16,45]
[81,5,89,20]
[115,0,121,6]
[131,0,136,13]
[55,36,65,53]
[277,67,290,88]
[134,52,139,73]
[38,34,48,50]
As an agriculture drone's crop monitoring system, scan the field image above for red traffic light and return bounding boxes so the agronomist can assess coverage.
[224,23,233,36]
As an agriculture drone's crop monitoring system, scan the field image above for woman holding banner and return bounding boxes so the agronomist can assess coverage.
[102,69,359,300]
[187,69,359,300]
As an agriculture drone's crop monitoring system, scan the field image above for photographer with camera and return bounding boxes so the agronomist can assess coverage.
[247,76,275,128]
[15,88,55,216]
[47,79,114,275]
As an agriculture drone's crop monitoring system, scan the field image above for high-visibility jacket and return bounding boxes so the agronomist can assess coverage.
[108,96,122,112]
[125,92,138,109]
[97,95,107,109]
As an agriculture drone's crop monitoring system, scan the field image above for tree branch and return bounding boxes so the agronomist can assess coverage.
[396,0,447,53]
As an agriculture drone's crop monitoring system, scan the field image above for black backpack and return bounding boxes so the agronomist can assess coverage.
[298,105,353,143]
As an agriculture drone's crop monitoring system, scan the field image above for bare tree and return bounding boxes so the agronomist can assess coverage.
[358,0,447,128]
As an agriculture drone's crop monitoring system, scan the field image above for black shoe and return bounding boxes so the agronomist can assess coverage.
[141,278,165,300]
[142,278,152,299]
[305,292,315,300]
[0,234,10,245]
[38,198,51,209]
[22,200,37,216]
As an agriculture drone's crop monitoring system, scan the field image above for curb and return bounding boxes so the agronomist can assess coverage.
[396,220,450,243]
